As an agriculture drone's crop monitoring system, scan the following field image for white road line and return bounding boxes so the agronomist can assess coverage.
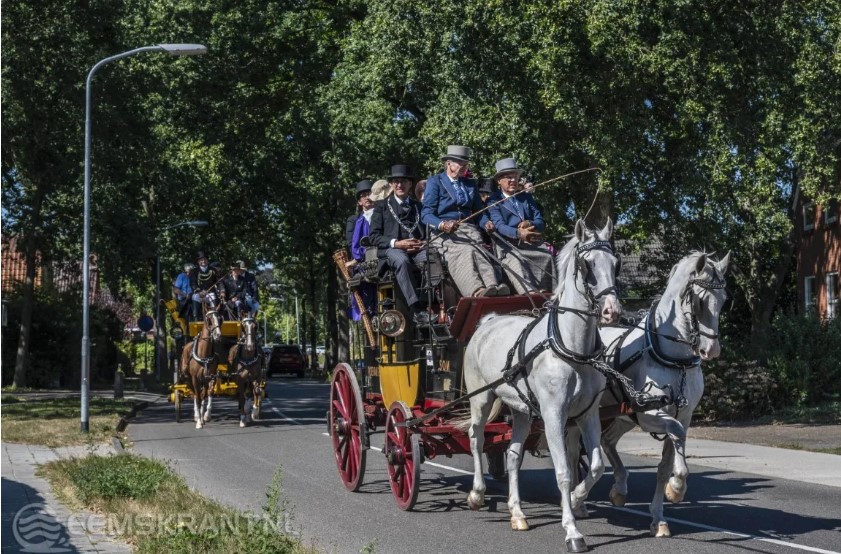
[271,407,303,425]
[319,431,839,554]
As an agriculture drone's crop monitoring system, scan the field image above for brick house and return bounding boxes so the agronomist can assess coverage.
[796,196,840,319]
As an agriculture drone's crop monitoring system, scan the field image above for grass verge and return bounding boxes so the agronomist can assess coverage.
[40,453,313,553]
[776,443,841,456]
[1,395,131,448]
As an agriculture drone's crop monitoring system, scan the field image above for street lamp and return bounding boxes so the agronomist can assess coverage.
[155,220,209,381]
[81,44,208,433]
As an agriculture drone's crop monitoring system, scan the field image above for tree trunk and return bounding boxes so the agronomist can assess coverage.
[326,258,340,368]
[13,232,39,388]
[308,263,318,370]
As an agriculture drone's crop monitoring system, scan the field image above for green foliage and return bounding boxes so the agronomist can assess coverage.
[62,454,170,503]
[698,360,777,421]
[765,312,841,407]
[1,286,124,387]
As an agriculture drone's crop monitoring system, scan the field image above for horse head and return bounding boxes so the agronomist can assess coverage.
[566,218,622,325]
[240,317,257,352]
[203,292,224,342]
[667,251,730,360]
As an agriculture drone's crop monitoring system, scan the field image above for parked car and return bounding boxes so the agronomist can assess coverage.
[267,344,307,378]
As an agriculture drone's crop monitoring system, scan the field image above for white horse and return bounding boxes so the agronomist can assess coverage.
[568,251,729,538]
[462,219,622,553]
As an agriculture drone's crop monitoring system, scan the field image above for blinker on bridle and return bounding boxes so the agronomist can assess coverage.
[574,240,618,304]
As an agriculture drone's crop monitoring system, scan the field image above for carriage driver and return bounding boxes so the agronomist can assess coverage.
[488,157,555,294]
[421,145,509,297]
[172,263,195,321]
[222,261,260,319]
[369,164,431,324]
[189,251,223,320]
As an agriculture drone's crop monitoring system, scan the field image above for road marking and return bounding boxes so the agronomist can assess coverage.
[319,432,838,553]
[603,505,840,554]
[271,407,303,425]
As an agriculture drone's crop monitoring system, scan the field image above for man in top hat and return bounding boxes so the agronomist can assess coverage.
[222,260,260,318]
[477,177,496,204]
[488,157,555,294]
[346,179,374,252]
[369,164,431,324]
[421,145,508,297]
[189,251,223,320]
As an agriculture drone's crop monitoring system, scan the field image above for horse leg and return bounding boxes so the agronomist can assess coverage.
[250,381,260,421]
[194,377,205,429]
[564,426,587,518]
[645,415,686,537]
[466,391,494,511]
[542,406,588,553]
[506,410,532,531]
[602,417,636,507]
[203,379,215,422]
[237,375,247,428]
[570,407,605,520]
[665,416,692,505]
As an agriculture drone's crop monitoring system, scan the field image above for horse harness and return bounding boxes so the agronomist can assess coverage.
[191,308,221,379]
[605,272,729,421]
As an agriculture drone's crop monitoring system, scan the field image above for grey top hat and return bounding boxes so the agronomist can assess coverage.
[355,179,374,197]
[493,157,524,180]
[387,164,415,180]
[441,145,473,163]
[477,177,496,195]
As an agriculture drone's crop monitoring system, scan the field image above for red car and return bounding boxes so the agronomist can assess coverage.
[267,345,307,378]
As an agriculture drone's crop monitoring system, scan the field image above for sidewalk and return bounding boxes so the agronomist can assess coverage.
[616,427,841,488]
[2,442,132,553]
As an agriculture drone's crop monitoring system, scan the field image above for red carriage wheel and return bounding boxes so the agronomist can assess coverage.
[384,401,421,510]
[329,363,367,491]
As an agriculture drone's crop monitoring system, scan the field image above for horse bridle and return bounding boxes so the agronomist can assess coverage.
[680,274,728,348]
[236,317,262,368]
[569,240,619,314]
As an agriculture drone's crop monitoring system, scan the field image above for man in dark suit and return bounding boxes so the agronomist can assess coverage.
[369,164,431,324]
[346,179,374,251]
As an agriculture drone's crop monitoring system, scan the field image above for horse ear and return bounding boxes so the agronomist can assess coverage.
[598,218,614,240]
[694,253,708,275]
[716,251,731,274]
[574,219,585,242]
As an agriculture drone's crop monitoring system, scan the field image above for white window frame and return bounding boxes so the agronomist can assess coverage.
[803,203,816,231]
[827,272,839,320]
[804,275,816,314]
[824,199,838,225]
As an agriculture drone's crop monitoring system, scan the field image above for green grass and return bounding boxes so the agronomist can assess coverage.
[1,395,132,447]
[41,454,314,553]
[776,443,841,456]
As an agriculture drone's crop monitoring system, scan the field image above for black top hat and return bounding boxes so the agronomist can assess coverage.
[477,177,496,195]
[441,145,473,163]
[387,164,415,181]
[492,157,524,181]
[196,251,208,261]
[355,179,374,197]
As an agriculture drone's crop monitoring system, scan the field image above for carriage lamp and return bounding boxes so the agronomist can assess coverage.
[379,310,407,337]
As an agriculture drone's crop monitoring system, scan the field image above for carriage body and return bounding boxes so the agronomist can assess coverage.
[164,300,267,420]
[330,247,548,508]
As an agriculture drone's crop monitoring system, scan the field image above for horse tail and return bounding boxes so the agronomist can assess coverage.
[449,398,503,433]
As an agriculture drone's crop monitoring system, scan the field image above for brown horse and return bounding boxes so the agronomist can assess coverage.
[180,292,223,429]
[229,317,264,427]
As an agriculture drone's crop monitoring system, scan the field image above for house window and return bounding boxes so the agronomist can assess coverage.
[828,273,839,320]
[803,203,816,231]
[825,198,838,225]
[804,276,816,314]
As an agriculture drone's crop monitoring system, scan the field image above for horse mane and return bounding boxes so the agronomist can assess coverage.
[552,235,581,300]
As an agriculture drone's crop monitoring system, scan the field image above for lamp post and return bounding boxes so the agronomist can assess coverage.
[81,44,208,433]
[155,220,208,381]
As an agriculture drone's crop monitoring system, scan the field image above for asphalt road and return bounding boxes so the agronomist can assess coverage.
[128,378,841,554]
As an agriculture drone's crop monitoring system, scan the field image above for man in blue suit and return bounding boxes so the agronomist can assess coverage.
[488,157,556,294]
[421,145,508,297]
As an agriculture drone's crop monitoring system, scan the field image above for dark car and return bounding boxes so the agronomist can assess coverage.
[267,345,307,378]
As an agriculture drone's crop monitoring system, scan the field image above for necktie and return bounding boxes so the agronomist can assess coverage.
[453,179,467,206]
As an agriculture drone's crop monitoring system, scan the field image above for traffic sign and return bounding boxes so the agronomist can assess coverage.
[137,315,155,332]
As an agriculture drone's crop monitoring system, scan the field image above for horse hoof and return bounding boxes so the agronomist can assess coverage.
[511,517,529,531]
[466,490,484,511]
[665,482,684,504]
[195,421,202,429]
[565,537,588,552]
[203,415,211,423]
[650,522,671,538]
[609,489,626,507]
[239,420,246,428]
[572,504,589,519]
